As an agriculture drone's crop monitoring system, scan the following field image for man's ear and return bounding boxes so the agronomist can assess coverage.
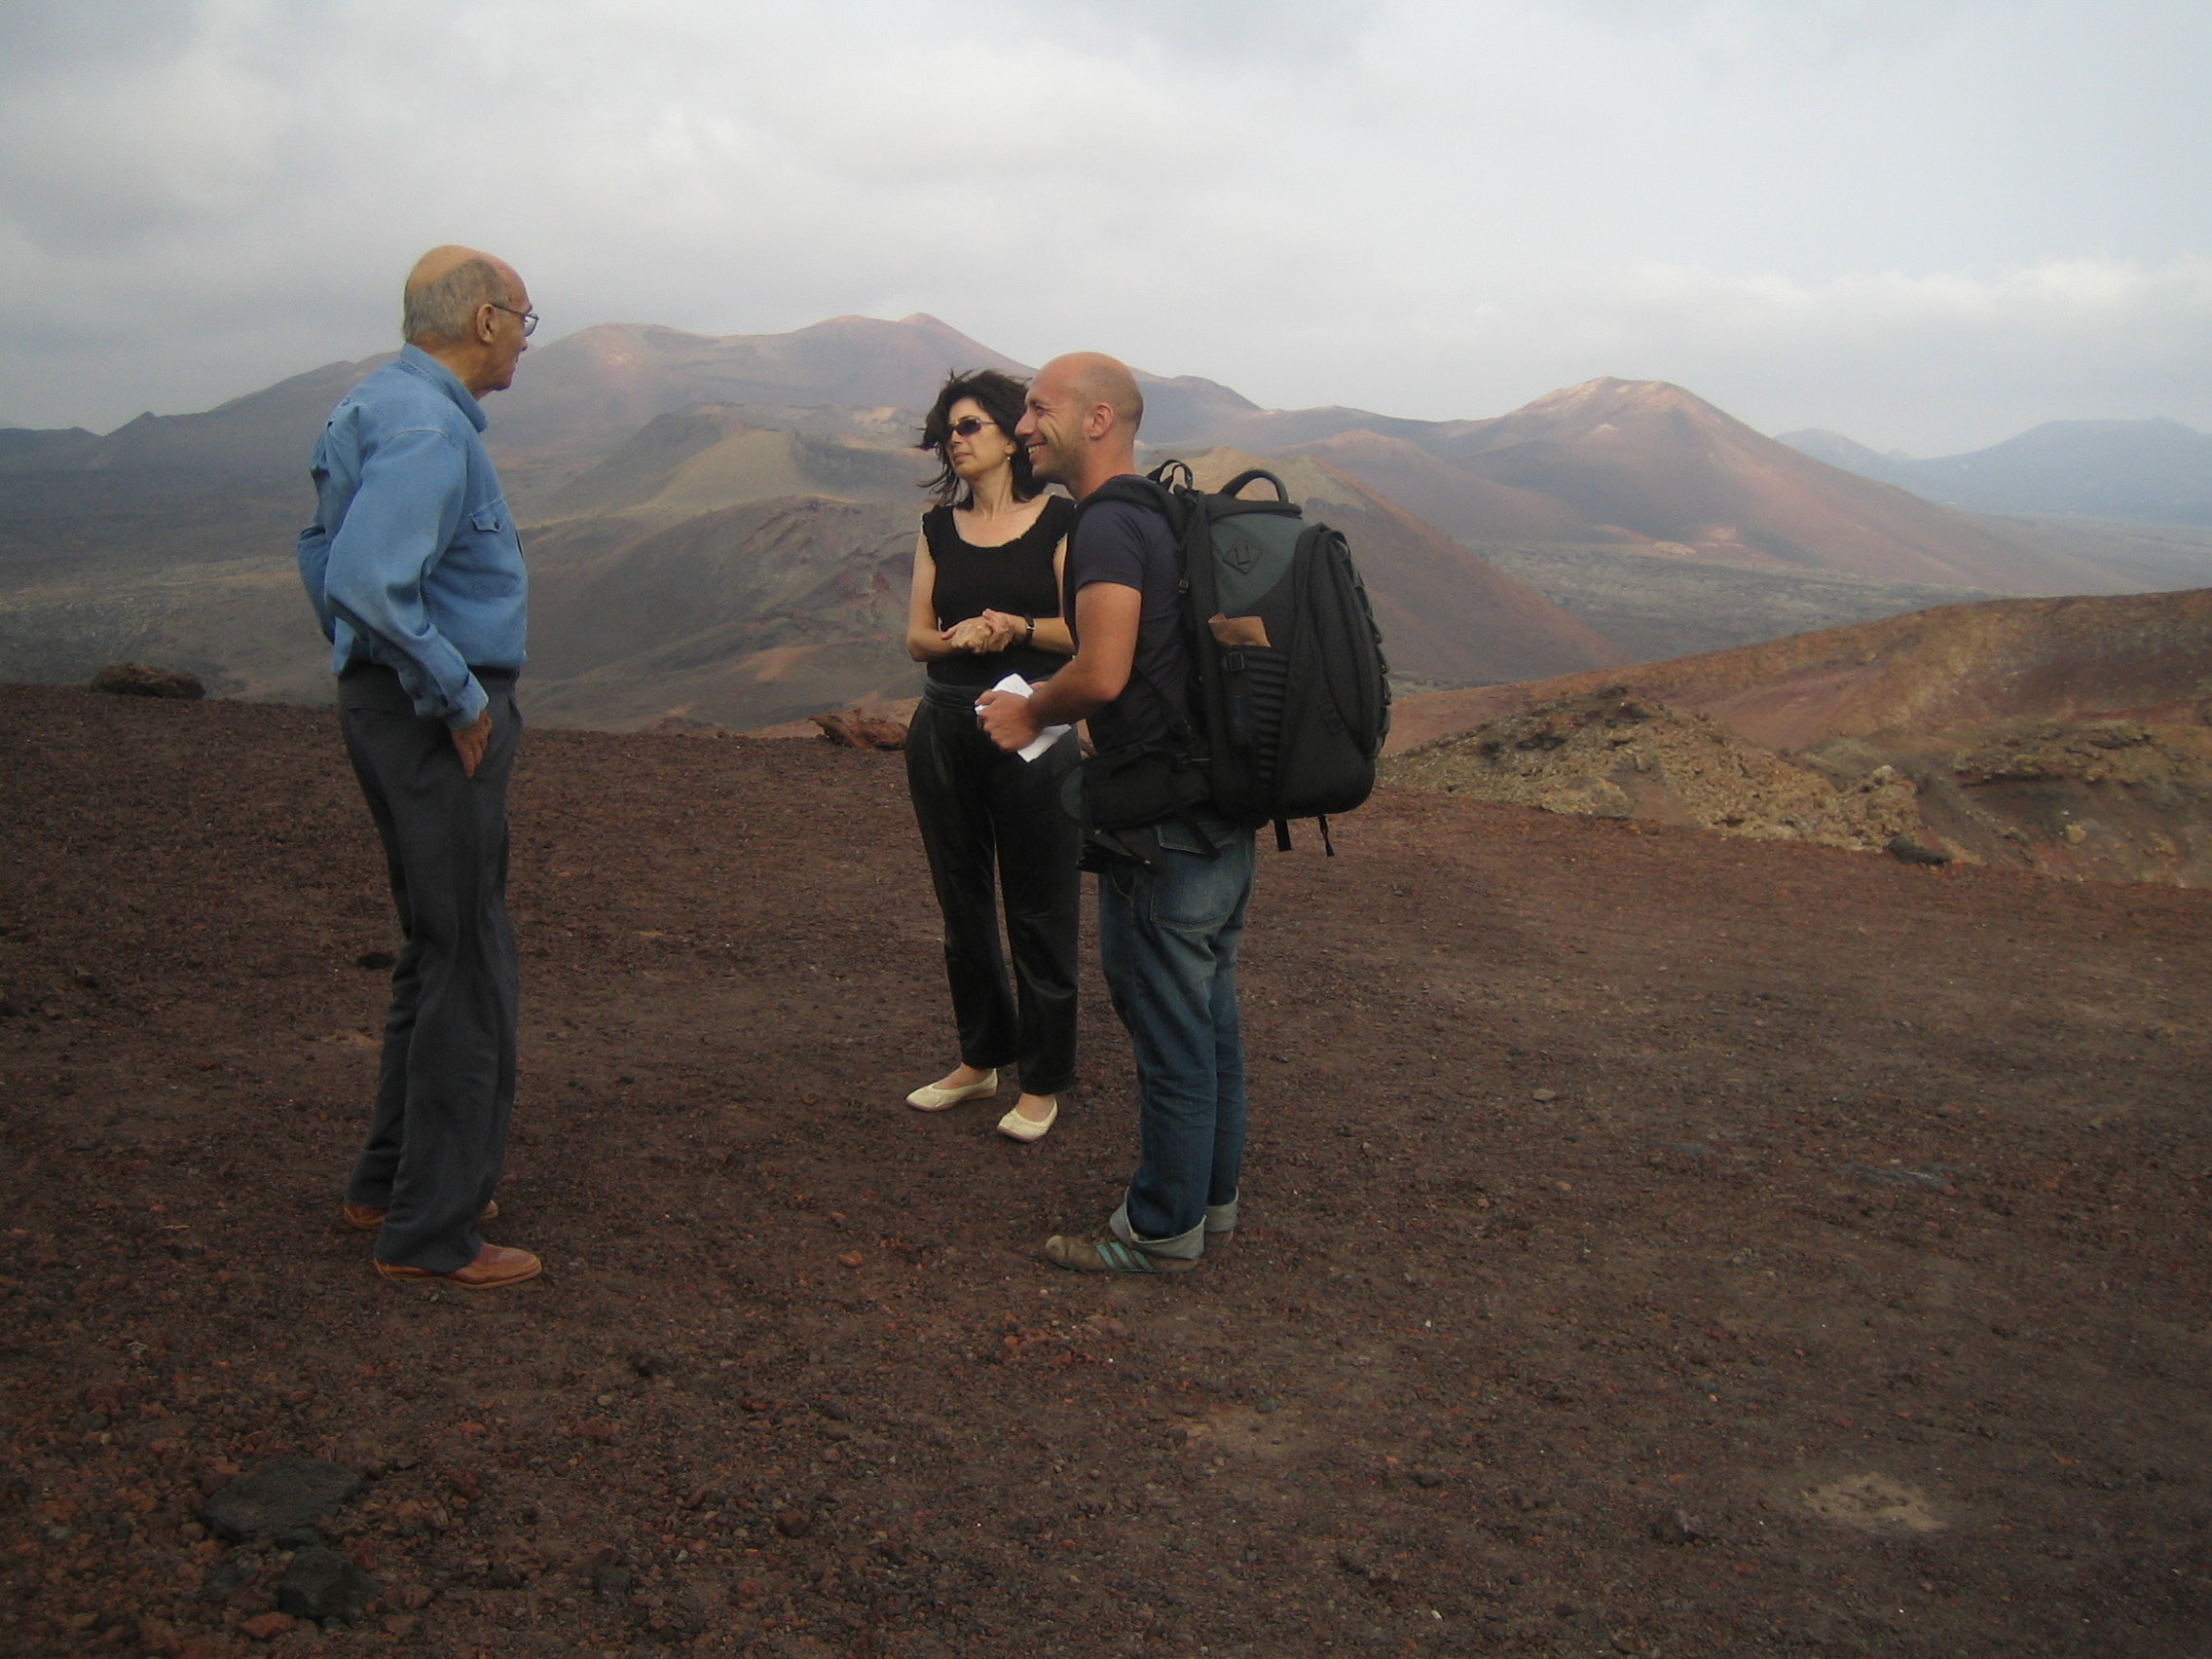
[475,304,499,344]
[1084,402,1114,440]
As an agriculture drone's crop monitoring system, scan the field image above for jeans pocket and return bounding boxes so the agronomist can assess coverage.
[1148,843,1240,932]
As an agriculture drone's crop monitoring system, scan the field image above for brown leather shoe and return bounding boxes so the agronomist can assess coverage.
[375,1243,541,1289]
[343,1198,498,1232]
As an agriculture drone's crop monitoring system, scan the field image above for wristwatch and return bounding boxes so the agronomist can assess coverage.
[1020,615,1036,646]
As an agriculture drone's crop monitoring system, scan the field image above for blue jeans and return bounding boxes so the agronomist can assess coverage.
[1096,814,1256,1260]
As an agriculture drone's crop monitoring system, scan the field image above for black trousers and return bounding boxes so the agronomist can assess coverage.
[337,664,521,1272]
[905,683,1082,1096]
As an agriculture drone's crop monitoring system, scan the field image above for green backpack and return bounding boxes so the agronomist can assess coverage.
[1072,462,1391,854]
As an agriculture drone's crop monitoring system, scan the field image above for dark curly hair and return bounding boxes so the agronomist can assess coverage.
[916,368,1040,508]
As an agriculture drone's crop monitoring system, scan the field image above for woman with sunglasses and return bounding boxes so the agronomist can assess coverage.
[902,369,1081,1142]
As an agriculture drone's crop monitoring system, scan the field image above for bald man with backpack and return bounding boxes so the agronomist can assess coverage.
[979,352,1258,1272]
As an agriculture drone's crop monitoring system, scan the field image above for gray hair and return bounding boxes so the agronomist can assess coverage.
[401,259,508,345]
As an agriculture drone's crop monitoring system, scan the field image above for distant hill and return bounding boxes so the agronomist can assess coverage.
[1388,586,2212,754]
[1473,543,2002,668]
[1282,415,2086,656]
[0,315,2178,728]
[1385,586,2212,887]
[1278,428,1597,545]
[1775,428,1909,472]
[1983,515,2212,597]
[506,447,1622,730]
[0,356,389,488]
[486,313,1027,465]
[0,426,100,467]
[522,497,920,730]
[1778,418,2212,528]
[537,406,927,523]
[487,315,1386,461]
[0,322,2142,597]
[1387,378,2114,593]
[0,313,1010,498]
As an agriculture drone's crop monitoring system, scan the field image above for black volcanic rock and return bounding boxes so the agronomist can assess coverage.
[90,663,204,699]
[201,1550,262,1602]
[1886,834,1954,866]
[278,1546,380,1622]
[1649,1508,1703,1545]
[203,1457,363,1542]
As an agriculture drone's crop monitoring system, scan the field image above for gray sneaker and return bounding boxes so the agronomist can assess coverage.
[1044,1229,1199,1274]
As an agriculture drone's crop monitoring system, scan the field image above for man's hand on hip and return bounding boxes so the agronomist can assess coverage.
[452,706,493,778]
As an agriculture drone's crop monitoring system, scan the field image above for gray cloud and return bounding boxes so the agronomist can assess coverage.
[1,0,2205,453]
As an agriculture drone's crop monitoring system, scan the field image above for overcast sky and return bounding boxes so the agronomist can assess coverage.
[2,0,2206,453]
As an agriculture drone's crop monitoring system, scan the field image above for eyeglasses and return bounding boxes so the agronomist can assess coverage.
[947,416,994,439]
[491,303,539,338]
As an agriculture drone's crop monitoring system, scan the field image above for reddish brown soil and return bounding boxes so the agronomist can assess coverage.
[3,682,2210,1659]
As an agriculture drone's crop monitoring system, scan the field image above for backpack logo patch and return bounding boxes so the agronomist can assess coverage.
[1221,534,1262,575]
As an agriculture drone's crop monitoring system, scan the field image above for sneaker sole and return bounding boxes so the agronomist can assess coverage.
[1045,1236,1198,1274]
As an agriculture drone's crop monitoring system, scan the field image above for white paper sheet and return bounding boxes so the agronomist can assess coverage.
[990,673,1072,762]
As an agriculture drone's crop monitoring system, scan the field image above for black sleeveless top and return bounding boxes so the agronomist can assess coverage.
[922,495,1076,686]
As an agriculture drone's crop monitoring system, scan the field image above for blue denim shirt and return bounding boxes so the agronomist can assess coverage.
[297,345,527,727]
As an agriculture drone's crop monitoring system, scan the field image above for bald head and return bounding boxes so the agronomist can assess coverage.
[399,244,533,398]
[1044,351,1145,437]
[402,245,522,347]
[1016,351,1147,498]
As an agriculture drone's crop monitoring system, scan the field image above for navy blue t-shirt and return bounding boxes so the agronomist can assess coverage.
[1066,490,1191,754]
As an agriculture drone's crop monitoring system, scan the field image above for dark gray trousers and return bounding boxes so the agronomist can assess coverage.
[337,664,521,1272]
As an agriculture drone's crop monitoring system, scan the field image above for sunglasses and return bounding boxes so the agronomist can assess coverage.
[947,416,996,440]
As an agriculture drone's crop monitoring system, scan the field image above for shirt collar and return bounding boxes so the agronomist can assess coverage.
[395,344,490,433]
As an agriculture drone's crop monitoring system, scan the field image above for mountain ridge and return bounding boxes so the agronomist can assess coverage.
[0,314,2185,730]
[1387,585,2212,755]
[1778,417,2212,528]
[1381,377,2115,593]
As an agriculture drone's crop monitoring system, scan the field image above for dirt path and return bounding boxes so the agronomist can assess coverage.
[3,683,2209,1659]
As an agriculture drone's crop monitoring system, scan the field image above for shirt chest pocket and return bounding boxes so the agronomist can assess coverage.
[447,499,522,598]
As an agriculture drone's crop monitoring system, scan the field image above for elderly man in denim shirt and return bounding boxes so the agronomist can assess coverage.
[298,245,540,1290]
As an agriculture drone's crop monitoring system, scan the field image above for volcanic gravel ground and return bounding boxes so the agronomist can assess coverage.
[3,682,2210,1659]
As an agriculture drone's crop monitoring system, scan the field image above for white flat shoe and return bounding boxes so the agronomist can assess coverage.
[996,1098,1058,1142]
[906,1069,999,1111]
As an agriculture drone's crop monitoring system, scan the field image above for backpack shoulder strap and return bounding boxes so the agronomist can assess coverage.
[1072,472,1182,532]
